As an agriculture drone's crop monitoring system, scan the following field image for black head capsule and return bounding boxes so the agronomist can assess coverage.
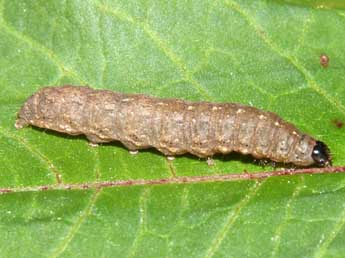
[312,141,332,167]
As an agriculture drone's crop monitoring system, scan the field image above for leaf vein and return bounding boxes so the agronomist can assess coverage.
[203,180,264,258]
[0,15,85,84]
[0,128,62,183]
[1,167,345,194]
[49,189,101,258]
[224,0,345,116]
[127,187,150,258]
[293,11,313,54]
[209,47,275,100]
[270,176,304,257]
[314,208,345,258]
[95,2,212,100]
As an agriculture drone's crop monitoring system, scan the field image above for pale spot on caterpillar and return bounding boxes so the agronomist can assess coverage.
[15,85,332,167]
[121,98,133,102]
[219,147,229,153]
[242,149,249,154]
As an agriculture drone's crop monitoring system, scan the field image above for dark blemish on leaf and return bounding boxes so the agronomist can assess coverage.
[243,170,254,179]
[332,119,344,128]
[0,189,12,194]
[320,54,329,68]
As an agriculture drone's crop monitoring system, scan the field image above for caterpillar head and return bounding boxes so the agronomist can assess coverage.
[312,141,332,167]
[15,94,37,129]
[15,87,57,130]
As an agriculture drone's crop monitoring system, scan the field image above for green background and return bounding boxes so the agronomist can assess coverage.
[1,0,345,257]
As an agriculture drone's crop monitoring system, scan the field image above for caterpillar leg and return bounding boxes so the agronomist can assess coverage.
[206,157,215,166]
[256,159,269,168]
[129,150,139,155]
[88,142,99,147]
[271,161,277,170]
[256,159,279,169]
[86,134,108,144]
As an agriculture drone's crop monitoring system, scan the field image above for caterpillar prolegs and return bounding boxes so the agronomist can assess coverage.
[15,85,331,167]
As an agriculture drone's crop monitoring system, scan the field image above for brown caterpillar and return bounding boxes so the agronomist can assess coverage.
[15,85,331,167]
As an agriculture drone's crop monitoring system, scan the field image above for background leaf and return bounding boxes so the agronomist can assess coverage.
[1,0,345,257]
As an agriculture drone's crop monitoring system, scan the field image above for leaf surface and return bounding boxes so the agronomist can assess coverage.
[1,0,345,257]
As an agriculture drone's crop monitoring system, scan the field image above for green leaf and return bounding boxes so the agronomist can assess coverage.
[1,0,345,257]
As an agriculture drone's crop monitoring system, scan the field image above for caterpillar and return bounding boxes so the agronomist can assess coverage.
[15,85,331,167]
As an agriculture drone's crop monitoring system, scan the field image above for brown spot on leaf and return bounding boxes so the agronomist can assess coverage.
[320,54,329,68]
[332,119,344,128]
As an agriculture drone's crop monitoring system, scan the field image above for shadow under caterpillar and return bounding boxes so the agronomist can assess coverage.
[15,85,331,167]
